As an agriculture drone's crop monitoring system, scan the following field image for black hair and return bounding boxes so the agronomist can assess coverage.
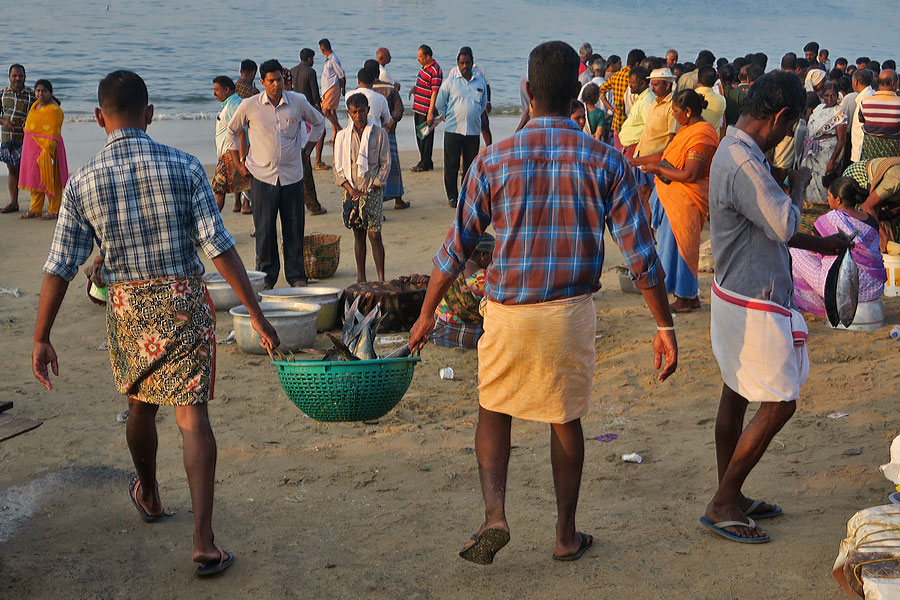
[299,48,315,62]
[747,64,764,82]
[625,48,645,68]
[629,66,649,82]
[852,68,875,87]
[258,59,283,80]
[318,39,332,52]
[457,47,474,63]
[856,56,870,66]
[642,56,665,70]
[418,44,433,58]
[719,63,737,84]
[240,59,257,73]
[740,70,806,121]
[528,41,580,114]
[569,99,584,116]
[821,83,839,98]
[828,68,843,82]
[607,54,621,66]
[34,79,61,105]
[212,75,235,92]
[98,70,148,117]
[8,63,25,76]
[838,75,852,94]
[581,82,600,105]
[363,59,380,80]
[697,66,717,87]
[752,52,768,70]
[835,57,848,68]
[346,93,369,110]
[357,67,375,85]
[867,60,881,74]
[672,89,707,115]
[683,62,696,73]
[733,57,748,70]
[781,53,797,71]
[716,57,729,69]
[803,41,820,54]
[695,50,715,68]
[673,63,684,75]
[829,177,867,207]
[795,58,809,70]
[883,59,897,71]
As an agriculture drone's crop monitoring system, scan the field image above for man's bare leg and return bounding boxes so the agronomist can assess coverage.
[126,397,163,516]
[705,385,796,539]
[368,231,385,282]
[353,228,368,282]
[174,403,222,563]
[324,110,341,143]
[465,407,512,547]
[550,419,591,556]
[213,193,225,212]
[3,164,20,211]
[315,136,327,169]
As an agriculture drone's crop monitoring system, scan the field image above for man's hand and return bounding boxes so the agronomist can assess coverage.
[251,314,280,351]
[426,110,435,126]
[235,161,250,178]
[787,166,812,191]
[486,102,492,114]
[408,313,436,352]
[33,341,59,390]
[652,329,678,382]
[818,232,856,255]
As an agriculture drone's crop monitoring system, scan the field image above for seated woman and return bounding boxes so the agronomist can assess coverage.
[791,177,886,317]
[429,233,494,349]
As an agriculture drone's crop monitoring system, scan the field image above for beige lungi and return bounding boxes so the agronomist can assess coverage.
[477,294,596,424]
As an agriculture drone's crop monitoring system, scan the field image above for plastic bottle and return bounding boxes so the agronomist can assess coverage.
[890,325,900,339]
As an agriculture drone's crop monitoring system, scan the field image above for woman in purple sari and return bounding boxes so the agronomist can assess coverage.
[791,177,886,316]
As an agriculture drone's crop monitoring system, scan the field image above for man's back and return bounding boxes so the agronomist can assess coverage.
[860,90,900,138]
[291,63,320,107]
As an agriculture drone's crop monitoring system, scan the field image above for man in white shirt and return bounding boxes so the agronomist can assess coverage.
[376,47,400,91]
[318,38,345,146]
[228,59,326,289]
[345,68,392,129]
[850,68,876,162]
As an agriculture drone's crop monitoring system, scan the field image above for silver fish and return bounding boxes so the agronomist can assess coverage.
[823,231,859,328]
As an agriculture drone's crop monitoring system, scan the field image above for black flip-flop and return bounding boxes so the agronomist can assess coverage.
[552,532,593,561]
[195,549,234,577]
[458,527,510,565]
[128,475,164,523]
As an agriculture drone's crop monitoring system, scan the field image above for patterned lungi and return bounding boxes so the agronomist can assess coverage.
[342,187,383,232]
[106,276,216,405]
[0,141,23,167]
[430,319,482,349]
[860,135,900,161]
[211,151,250,195]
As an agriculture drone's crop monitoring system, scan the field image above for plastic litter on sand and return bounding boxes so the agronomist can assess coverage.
[622,453,642,464]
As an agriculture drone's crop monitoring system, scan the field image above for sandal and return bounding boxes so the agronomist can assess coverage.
[458,527,510,565]
[195,548,234,577]
[0,204,18,214]
[20,211,39,219]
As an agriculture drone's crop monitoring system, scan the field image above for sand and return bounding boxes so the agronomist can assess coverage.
[1,141,899,600]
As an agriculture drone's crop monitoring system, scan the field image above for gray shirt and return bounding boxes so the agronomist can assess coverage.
[709,128,801,308]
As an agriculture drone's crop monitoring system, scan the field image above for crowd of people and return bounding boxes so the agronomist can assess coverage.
[3,36,899,577]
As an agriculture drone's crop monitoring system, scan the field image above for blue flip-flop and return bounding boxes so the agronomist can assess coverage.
[196,549,234,577]
[700,516,770,544]
[128,475,164,523]
[744,500,783,520]
[889,491,900,505]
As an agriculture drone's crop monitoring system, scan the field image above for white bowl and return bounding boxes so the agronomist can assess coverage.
[203,270,267,311]
[831,299,885,331]
[259,287,341,331]
[229,301,320,354]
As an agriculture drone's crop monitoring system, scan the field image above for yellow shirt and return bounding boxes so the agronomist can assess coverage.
[696,86,726,135]
[636,92,676,157]
[618,87,653,147]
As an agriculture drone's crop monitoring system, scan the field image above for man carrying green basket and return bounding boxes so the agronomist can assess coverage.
[409,41,679,565]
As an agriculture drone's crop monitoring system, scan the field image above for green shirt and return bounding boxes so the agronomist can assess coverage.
[586,108,606,135]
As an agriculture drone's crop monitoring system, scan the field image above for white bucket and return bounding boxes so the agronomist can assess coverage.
[832,299,885,331]
[885,254,900,297]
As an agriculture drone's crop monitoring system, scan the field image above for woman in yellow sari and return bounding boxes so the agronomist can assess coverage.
[639,89,719,312]
[18,79,68,220]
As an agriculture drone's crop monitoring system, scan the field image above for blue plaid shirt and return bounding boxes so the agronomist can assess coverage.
[43,128,235,283]
[434,117,661,305]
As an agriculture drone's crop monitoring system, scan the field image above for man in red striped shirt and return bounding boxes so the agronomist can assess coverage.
[410,44,442,172]
[858,69,900,160]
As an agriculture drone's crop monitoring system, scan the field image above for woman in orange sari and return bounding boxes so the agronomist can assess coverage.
[639,89,719,312]
[18,79,68,220]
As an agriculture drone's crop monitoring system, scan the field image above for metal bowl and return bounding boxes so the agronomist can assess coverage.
[259,287,341,331]
[229,301,320,354]
[203,270,267,311]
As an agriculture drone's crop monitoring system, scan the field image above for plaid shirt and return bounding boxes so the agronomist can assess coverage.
[235,78,259,99]
[434,117,661,305]
[0,85,35,143]
[598,66,631,132]
[43,128,235,284]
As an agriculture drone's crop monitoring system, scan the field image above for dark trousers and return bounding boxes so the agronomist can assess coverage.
[300,152,322,213]
[414,112,435,169]
[443,132,480,201]
[250,178,306,287]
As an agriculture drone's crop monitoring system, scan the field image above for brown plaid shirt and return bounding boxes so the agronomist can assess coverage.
[597,66,631,132]
[0,86,35,143]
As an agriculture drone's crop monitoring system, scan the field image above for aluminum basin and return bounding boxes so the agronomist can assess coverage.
[259,287,341,331]
[203,270,267,311]
[229,301,320,354]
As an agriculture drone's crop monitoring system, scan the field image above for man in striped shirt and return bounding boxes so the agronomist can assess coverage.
[410,44,442,172]
[599,48,645,151]
[409,41,677,566]
[858,69,900,160]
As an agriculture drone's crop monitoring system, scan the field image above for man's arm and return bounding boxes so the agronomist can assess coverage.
[372,129,391,187]
[408,267,456,352]
[32,274,69,390]
[426,71,443,124]
[227,100,250,176]
[211,247,279,350]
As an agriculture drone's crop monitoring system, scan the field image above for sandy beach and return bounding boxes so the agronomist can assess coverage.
[2,138,900,599]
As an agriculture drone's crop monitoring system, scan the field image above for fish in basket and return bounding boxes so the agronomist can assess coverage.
[268,299,419,422]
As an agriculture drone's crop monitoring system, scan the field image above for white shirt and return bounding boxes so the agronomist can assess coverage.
[226,91,325,186]
[344,87,392,128]
[851,86,875,162]
[577,76,605,101]
[378,65,395,85]
[320,53,344,92]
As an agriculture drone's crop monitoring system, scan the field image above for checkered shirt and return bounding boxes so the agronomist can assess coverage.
[0,86,36,143]
[598,66,631,132]
[43,128,235,283]
[434,117,661,305]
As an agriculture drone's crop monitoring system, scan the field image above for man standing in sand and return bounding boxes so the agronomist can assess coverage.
[0,64,36,213]
[31,70,280,576]
[319,38,345,148]
[375,47,401,91]
[409,40,678,566]
[235,59,259,99]
[704,71,854,544]
[289,48,328,215]
[410,44,442,172]
[228,59,326,289]
[211,76,249,213]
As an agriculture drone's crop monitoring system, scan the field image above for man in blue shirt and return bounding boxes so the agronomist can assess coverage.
[435,48,487,208]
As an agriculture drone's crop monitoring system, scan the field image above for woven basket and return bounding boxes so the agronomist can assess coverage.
[304,233,340,280]
[272,356,420,422]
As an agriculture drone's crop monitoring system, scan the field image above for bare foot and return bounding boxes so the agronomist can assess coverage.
[670,296,700,312]
[704,500,766,539]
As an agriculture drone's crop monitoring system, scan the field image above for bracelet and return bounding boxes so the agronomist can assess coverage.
[656,326,675,331]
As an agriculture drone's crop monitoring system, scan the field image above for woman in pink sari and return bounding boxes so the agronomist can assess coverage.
[791,177,886,316]
[18,79,68,220]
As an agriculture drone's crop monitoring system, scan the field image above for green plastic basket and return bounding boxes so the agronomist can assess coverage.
[271,356,420,422]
